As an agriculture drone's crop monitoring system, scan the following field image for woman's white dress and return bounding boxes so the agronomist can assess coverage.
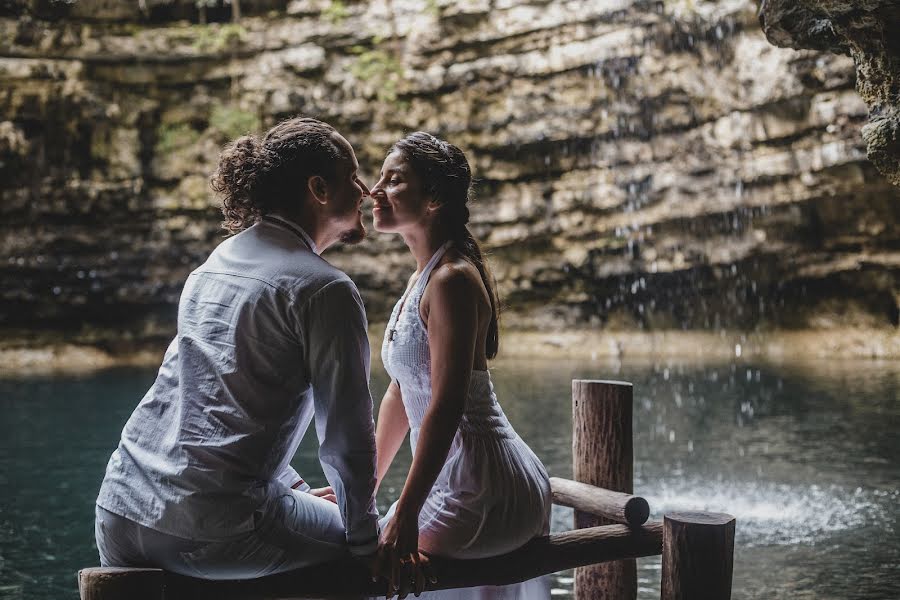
[379,242,551,599]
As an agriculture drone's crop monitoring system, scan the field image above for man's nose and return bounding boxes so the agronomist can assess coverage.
[359,179,371,197]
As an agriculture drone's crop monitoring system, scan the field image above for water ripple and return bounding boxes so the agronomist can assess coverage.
[647,480,897,546]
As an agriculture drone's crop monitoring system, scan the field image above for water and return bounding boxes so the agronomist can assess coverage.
[1,357,898,599]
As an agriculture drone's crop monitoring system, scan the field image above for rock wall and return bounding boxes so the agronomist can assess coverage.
[759,0,900,186]
[2,0,899,350]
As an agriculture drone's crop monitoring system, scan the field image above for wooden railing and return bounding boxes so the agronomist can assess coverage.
[79,380,736,599]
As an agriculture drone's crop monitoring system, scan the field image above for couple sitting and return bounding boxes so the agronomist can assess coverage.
[94,117,551,599]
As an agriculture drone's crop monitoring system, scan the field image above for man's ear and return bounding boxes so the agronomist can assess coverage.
[308,175,329,205]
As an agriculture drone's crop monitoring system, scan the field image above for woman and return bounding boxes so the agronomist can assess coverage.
[370,132,551,599]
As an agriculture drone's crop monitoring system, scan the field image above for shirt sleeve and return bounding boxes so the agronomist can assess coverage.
[302,279,380,555]
[275,465,310,492]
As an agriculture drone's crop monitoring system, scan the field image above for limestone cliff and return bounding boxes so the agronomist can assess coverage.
[759,0,900,186]
[1,0,898,351]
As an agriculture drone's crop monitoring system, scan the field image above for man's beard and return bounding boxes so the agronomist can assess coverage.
[339,221,366,245]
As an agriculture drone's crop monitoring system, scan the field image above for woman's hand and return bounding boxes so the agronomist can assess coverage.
[373,513,432,598]
[308,486,336,504]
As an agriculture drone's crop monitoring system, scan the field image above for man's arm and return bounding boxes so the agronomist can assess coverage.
[275,465,310,492]
[303,279,380,555]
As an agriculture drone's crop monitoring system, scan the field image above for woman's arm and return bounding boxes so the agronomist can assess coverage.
[375,264,480,596]
[391,265,479,523]
[375,380,409,495]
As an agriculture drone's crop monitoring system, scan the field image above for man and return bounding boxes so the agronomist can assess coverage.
[95,117,379,579]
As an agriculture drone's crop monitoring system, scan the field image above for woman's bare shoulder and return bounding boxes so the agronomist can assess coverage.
[421,256,490,328]
[430,258,483,295]
[423,259,489,320]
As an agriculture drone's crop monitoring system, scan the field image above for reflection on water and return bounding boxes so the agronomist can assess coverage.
[0,357,898,599]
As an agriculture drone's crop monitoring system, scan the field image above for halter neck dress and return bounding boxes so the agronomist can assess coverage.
[380,242,551,599]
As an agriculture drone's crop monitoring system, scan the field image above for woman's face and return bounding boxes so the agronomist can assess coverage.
[370,150,433,234]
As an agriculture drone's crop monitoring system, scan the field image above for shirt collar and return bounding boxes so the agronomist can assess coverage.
[266,214,319,255]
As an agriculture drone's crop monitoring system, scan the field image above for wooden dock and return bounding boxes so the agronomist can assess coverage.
[79,380,736,599]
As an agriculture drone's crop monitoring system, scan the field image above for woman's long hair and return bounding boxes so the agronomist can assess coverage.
[210,117,350,234]
[391,132,501,359]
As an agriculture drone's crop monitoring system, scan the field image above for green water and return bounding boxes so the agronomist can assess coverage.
[1,357,898,599]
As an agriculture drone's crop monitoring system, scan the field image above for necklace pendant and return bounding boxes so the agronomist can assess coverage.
[389,329,396,342]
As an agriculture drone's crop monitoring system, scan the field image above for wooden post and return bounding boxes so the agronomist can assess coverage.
[661,512,736,600]
[572,379,635,600]
[78,568,164,600]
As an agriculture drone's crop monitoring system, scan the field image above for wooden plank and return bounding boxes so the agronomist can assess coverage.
[550,476,650,526]
[78,522,663,600]
[78,567,164,600]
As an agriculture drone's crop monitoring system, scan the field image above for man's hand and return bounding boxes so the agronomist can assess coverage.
[308,486,337,504]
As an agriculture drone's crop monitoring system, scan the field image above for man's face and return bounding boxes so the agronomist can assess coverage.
[328,134,370,245]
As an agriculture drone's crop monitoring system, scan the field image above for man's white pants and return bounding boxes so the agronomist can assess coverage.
[95,487,348,579]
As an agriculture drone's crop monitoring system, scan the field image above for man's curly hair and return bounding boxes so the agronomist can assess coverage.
[210,117,351,234]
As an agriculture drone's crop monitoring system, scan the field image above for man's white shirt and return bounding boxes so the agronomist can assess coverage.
[97,217,379,554]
